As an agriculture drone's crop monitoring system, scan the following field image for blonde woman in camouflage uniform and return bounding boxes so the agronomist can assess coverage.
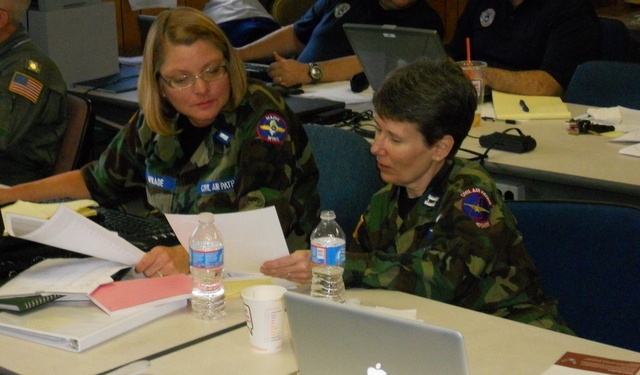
[0,0,67,185]
[0,7,320,278]
[262,59,573,333]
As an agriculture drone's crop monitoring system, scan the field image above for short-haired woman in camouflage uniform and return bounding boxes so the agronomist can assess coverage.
[262,59,573,333]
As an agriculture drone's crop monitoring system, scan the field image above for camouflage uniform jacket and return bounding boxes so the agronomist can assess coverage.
[345,158,573,332]
[0,25,67,185]
[81,82,320,251]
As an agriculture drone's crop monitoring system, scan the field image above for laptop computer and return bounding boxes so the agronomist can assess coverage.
[284,291,470,375]
[344,23,447,92]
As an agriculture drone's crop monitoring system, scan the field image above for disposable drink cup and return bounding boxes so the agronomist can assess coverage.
[457,60,487,107]
[241,285,287,354]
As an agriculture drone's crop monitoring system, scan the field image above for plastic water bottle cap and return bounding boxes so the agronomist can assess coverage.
[198,212,215,223]
[320,210,336,221]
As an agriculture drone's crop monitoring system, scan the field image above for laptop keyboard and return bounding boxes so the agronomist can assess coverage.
[93,207,179,251]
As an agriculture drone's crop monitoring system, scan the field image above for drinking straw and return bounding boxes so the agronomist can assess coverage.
[465,37,471,64]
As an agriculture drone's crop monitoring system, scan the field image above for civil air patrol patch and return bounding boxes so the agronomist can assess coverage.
[256,112,287,145]
[9,72,43,104]
[26,60,41,75]
[460,188,493,228]
[480,8,496,27]
[334,3,350,18]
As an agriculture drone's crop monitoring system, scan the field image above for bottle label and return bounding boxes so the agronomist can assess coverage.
[311,243,345,266]
[190,248,223,269]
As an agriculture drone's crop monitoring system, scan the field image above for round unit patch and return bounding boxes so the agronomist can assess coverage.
[460,188,493,228]
[256,112,288,145]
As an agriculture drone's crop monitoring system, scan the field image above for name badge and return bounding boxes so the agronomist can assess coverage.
[198,178,236,194]
[146,170,177,191]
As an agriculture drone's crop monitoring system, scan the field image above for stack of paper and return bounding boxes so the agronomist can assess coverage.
[492,90,571,120]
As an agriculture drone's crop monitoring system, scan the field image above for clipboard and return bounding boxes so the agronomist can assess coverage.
[492,90,571,120]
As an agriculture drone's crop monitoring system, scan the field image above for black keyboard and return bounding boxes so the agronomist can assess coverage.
[245,62,271,81]
[93,207,180,251]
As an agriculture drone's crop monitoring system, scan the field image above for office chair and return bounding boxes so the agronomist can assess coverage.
[52,92,95,175]
[303,124,384,237]
[137,14,157,48]
[506,200,640,352]
[598,17,630,62]
[562,60,640,110]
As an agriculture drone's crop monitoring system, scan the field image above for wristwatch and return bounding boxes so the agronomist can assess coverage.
[308,62,323,84]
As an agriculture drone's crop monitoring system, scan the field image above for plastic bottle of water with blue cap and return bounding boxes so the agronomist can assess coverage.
[310,210,346,303]
[189,212,225,319]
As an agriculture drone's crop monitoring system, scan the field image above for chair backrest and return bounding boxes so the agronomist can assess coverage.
[505,200,640,352]
[137,14,157,48]
[303,124,383,237]
[53,92,94,175]
[598,17,630,62]
[562,60,640,109]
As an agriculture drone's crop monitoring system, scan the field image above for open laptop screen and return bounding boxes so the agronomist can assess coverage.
[344,23,447,92]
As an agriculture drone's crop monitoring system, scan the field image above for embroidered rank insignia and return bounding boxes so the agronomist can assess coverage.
[215,129,233,145]
[256,112,288,145]
[26,60,41,75]
[460,188,493,228]
[9,72,43,103]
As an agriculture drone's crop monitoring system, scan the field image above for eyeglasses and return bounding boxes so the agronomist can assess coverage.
[158,64,227,90]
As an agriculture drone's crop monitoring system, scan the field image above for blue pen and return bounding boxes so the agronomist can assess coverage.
[519,99,529,112]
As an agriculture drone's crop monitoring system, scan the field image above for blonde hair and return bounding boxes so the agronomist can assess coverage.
[138,7,247,135]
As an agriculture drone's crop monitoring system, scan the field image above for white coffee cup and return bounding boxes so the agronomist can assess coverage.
[241,285,287,354]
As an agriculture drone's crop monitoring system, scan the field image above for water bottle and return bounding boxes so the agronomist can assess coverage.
[189,212,225,320]
[310,210,346,303]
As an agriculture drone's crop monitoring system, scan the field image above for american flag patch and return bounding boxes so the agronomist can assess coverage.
[9,72,43,103]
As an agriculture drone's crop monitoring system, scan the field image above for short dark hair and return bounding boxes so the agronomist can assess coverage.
[372,59,477,156]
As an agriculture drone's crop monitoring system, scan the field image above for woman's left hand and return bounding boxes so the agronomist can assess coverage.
[261,250,312,284]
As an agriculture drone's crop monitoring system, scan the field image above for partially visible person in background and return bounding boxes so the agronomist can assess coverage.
[0,0,68,186]
[445,0,600,96]
[202,0,281,47]
[236,0,444,87]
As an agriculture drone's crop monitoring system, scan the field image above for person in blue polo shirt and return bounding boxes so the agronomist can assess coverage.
[236,0,444,87]
[445,0,600,96]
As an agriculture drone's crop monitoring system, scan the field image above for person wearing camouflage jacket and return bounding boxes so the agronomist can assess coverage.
[0,1,68,186]
[343,59,573,333]
[0,8,320,279]
[81,81,320,252]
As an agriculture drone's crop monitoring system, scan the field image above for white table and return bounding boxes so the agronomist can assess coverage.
[3,288,636,375]
[147,289,640,375]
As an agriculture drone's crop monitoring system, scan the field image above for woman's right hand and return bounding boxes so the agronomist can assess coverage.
[260,250,312,284]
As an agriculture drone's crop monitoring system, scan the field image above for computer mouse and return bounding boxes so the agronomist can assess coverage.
[350,72,369,93]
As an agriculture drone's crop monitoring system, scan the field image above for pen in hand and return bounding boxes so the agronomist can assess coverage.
[519,99,529,112]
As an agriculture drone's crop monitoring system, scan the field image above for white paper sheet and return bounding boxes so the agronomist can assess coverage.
[165,206,290,274]
[0,258,127,298]
[298,81,374,104]
[4,205,145,266]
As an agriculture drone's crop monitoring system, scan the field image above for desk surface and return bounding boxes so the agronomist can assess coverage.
[1,289,638,375]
